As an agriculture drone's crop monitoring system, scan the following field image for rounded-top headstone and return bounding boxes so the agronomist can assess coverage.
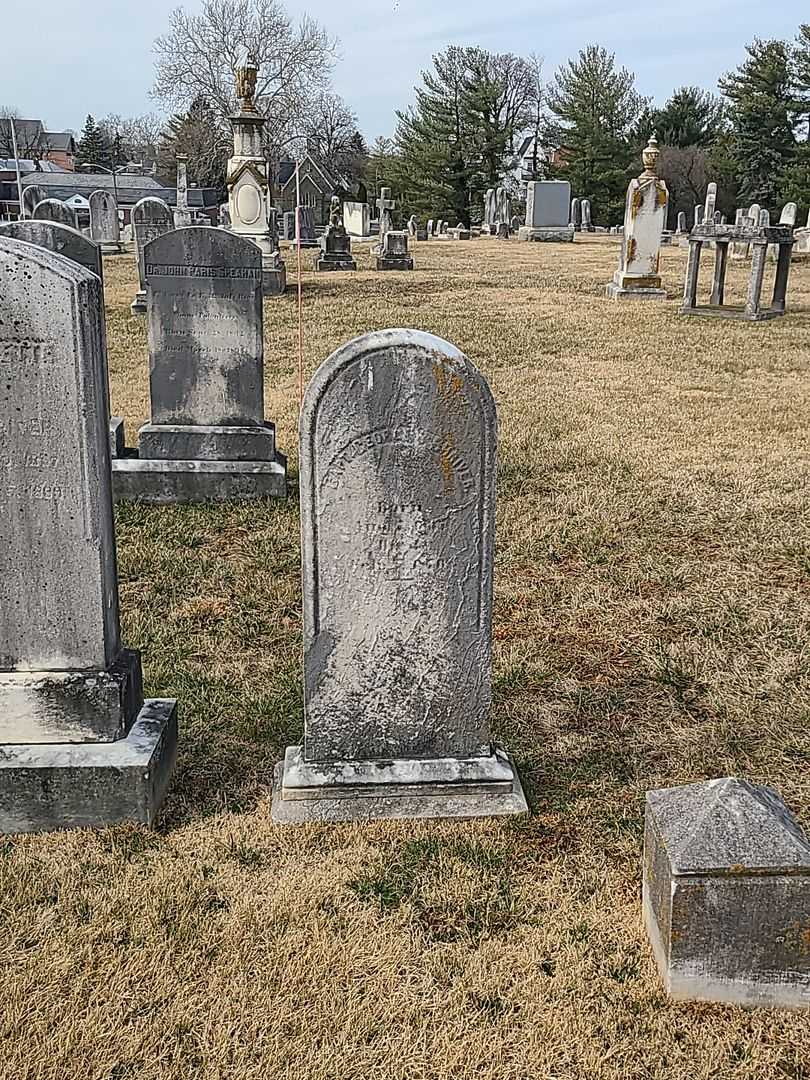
[0,219,102,280]
[89,189,120,244]
[32,198,78,229]
[299,328,497,762]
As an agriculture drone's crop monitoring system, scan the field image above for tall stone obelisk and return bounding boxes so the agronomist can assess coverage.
[226,63,286,296]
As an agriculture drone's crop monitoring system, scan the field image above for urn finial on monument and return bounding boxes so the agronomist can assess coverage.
[235,60,259,115]
[641,132,660,178]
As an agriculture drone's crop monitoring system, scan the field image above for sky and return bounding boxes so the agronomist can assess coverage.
[2,0,806,140]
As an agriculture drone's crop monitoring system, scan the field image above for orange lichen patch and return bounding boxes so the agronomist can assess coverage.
[440,431,456,495]
[433,358,466,410]
[626,238,637,265]
[656,184,668,208]
[630,187,643,218]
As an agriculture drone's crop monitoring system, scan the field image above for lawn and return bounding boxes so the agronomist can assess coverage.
[1,235,809,1079]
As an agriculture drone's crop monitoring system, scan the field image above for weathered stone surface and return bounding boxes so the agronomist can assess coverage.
[581,198,594,231]
[343,201,370,236]
[131,196,173,314]
[273,328,527,823]
[32,198,77,229]
[112,226,285,501]
[22,185,46,217]
[89,189,121,252]
[644,777,810,1008]
[315,197,356,271]
[570,198,581,230]
[376,229,413,270]
[606,135,667,300]
[0,220,102,280]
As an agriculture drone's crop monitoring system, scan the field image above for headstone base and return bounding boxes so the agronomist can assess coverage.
[138,422,277,462]
[315,253,357,271]
[605,282,667,301]
[111,455,287,503]
[271,746,528,824]
[0,698,177,834]
[518,226,575,243]
[130,290,147,314]
[262,265,287,296]
[376,254,414,271]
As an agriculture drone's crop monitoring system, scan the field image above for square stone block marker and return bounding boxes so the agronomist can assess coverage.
[0,236,176,833]
[272,328,527,823]
[518,181,575,242]
[644,777,810,1009]
[112,227,286,503]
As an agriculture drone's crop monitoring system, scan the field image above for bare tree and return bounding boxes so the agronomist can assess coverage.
[99,113,164,166]
[304,91,359,174]
[152,0,338,157]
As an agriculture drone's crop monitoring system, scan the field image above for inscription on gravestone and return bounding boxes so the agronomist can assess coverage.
[272,329,526,823]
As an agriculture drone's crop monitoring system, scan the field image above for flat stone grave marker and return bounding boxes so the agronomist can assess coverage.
[0,235,176,832]
[130,197,173,314]
[111,226,286,502]
[272,328,527,823]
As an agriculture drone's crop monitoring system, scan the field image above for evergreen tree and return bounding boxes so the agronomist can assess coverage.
[76,114,113,170]
[652,87,726,148]
[719,39,799,212]
[546,45,646,224]
[157,96,229,194]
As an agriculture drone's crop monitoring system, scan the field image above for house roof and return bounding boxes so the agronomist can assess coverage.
[516,134,534,159]
[0,120,74,155]
[13,171,219,209]
[44,131,75,152]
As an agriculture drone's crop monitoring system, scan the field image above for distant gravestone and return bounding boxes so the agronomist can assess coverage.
[89,189,122,253]
[174,154,192,228]
[315,195,356,271]
[21,185,46,218]
[0,219,102,280]
[570,198,582,230]
[0,235,176,831]
[32,199,77,229]
[519,180,574,242]
[111,227,286,502]
[406,214,418,237]
[482,189,496,234]
[130,197,173,314]
[343,201,370,237]
[272,328,527,824]
[694,205,704,228]
[581,198,594,232]
[676,211,687,234]
[644,777,810,1008]
[376,230,413,270]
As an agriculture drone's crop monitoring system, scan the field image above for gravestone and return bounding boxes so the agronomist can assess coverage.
[519,180,574,242]
[482,188,497,234]
[376,187,396,250]
[32,198,77,229]
[343,201,370,237]
[111,227,287,502]
[426,218,434,238]
[174,154,192,227]
[89,189,122,254]
[793,207,810,256]
[22,185,46,218]
[272,328,527,824]
[376,230,413,270]
[644,777,810,1008]
[130,197,173,314]
[495,188,510,231]
[219,203,231,227]
[406,214,418,237]
[606,135,668,301]
[676,211,687,234]
[315,195,356,271]
[0,219,102,280]
[694,205,704,228]
[581,198,594,232]
[570,198,582,231]
[0,236,177,832]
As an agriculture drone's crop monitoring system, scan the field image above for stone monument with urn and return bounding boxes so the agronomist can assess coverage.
[226,61,286,296]
[605,135,668,301]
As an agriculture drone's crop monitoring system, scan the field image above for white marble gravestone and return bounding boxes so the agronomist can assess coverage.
[0,236,177,832]
[606,135,668,300]
[343,201,370,237]
[32,198,77,230]
[111,227,286,502]
[272,329,527,824]
[89,189,122,254]
[130,197,173,314]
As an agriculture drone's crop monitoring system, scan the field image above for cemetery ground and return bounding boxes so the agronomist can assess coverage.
[2,236,809,1080]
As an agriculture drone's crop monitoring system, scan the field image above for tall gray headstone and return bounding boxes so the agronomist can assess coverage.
[581,198,593,231]
[21,185,46,218]
[0,236,176,832]
[520,180,574,242]
[644,777,810,1008]
[570,198,582,230]
[89,189,121,253]
[272,328,527,824]
[130,197,173,314]
[32,198,77,230]
[111,227,286,502]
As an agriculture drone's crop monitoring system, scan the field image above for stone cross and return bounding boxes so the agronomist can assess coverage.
[32,198,77,230]
[0,235,176,831]
[376,186,395,244]
[272,328,527,824]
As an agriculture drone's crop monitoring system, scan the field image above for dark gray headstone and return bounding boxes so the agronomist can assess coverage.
[272,329,527,823]
[21,185,46,218]
[377,230,413,270]
[130,197,173,313]
[32,198,78,229]
[0,220,102,280]
[644,777,810,1008]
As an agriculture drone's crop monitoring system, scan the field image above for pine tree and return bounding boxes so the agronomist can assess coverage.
[653,87,726,149]
[546,45,646,225]
[76,115,113,170]
[719,39,799,212]
[157,96,229,194]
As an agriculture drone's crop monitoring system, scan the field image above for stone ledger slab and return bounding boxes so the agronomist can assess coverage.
[273,328,527,823]
[643,777,810,1009]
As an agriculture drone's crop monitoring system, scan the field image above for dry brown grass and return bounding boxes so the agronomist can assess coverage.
[2,236,809,1079]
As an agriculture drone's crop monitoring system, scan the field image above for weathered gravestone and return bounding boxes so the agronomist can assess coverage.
[570,198,582,231]
[315,195,356,271]
[173,154,193,228]
[21,185,46,218]
[376,187,396,250]
[32,198,77,229]
[111,227,286,502]
[343,201,370,237]
[519,180,574,242]
[272,328,527,823]
[0,236,177,832]
[130,197,173,314]
[644,777,810,1008]
[89,189,122,254]
[376,229,413,270]
[581,198,594,232]
[606,135,668,301]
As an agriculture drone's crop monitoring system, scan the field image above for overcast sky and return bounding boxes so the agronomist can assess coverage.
[2,0,806,140]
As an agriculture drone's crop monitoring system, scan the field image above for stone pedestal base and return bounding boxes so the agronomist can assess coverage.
[518,226,575,243]
[130,290,146,314]
[376,255,413,271]
[316,254,357,271]
[605,282,667,301]
[271,745,528,824]
[0,699,178,833]
[138,422,277,462]
[112,455,287,503]
[262,264,286,296]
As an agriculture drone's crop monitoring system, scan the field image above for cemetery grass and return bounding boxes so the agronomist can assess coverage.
[2,237,810,1080]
